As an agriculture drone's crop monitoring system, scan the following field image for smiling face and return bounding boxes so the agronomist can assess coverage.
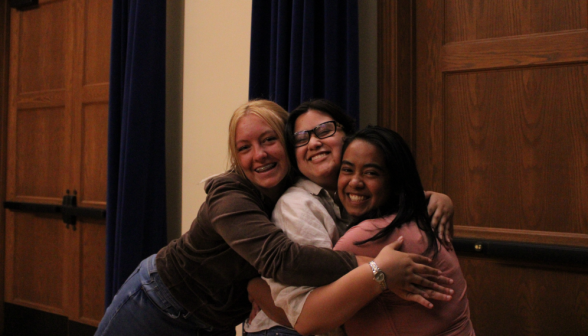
[338,139,391,217]
[235,114,289,193]
[294,109,346,191]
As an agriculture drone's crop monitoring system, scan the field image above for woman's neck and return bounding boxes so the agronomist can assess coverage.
[258,178,290,202]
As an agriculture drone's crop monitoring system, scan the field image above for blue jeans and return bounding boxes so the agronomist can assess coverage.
[244,326,302,336]
[95,254,236,336]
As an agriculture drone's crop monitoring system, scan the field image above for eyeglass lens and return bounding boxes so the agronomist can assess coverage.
[294,121,337,147]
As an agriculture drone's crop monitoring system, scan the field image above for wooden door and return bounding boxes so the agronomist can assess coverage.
[380,0,588,334]
[416,1,588,335]
[0,0,10,332]
[4,0,111,331]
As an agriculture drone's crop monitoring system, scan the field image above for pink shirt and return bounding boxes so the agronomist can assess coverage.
[334,216,475,336]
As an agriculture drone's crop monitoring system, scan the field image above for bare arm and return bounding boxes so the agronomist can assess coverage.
[295,263,380,335]
[293,238,453,335]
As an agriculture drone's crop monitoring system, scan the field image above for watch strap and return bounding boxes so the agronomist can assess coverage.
[369,260,388,291]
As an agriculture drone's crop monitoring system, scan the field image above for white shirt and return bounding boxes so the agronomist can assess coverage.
[244,178,349,333]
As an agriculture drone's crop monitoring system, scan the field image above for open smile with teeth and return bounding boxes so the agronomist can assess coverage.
[309,152,329,162]
[255,163,277,173]
[348,194,368,202]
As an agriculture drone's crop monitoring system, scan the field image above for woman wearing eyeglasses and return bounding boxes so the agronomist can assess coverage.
[244,99,455,336]
[96,99,452,336]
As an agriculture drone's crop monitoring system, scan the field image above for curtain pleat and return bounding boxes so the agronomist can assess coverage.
[105,0,167,306]
[249,0,359,120]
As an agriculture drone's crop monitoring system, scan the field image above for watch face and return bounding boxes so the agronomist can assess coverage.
[375,272,385,282]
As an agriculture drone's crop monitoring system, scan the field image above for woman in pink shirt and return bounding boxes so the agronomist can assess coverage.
[334,126,475,336]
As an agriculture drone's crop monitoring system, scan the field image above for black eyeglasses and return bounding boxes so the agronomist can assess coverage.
[293,121,342,147]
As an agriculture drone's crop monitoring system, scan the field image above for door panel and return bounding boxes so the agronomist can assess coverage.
[416,0,588,244]
[83,0,113,86]
[6,212,66,314]
[444,66,588,239]
[14,107,70,200]
[80,103,108,206]
[376,0,588,334]
[460,257,588,334]
[74,0,110,210]
[69,0,110,325]
[0,0,10,332]
[76,219,106,324]
[444,0,587,41]
[5,0,111,330]
[16,0,68,93]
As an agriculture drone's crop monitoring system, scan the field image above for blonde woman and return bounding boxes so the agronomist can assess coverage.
[96,100,452,336]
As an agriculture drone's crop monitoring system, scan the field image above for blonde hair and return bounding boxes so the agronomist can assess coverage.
[228,100,289,178]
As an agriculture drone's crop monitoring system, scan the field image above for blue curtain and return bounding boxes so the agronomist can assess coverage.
[105,0,167,306]
[249,0,359,121]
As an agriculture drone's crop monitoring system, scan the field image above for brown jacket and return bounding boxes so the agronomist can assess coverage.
[156,173,357,328]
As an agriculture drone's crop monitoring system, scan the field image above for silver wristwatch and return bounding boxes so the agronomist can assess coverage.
[369,261,388,291]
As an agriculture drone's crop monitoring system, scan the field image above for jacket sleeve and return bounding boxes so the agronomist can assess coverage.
[206,177,357,287]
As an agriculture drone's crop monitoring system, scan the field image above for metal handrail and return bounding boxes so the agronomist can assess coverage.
[453,237,588,267]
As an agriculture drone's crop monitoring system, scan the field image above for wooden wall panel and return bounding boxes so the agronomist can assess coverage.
[6,0,109,330]
[14,107,69,200]
[68,0,110,325]
[377,0,416,150]
[444,65,588,244]
[0,0,11,331]
[77,220,105,325]
[75,0,110,208]
[382,0,588,334]
[17,0,67,93]
[80,103,108,206]
[8,213,66,314]
[460,256,588,334]
[83,0,112,86]
[445,0,587,42]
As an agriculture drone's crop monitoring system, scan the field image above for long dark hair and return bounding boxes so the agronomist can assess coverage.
[285,99,356,177]
[344,126,438,256]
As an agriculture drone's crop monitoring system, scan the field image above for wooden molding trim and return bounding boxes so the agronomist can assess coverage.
[441,29,588,72]
[377,0,416,150]
[455,225,588,248]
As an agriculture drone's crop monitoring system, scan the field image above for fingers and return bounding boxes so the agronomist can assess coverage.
[410,274,454,296]
[430,211,439,231]
[426,192,455,245]
[445,227,453,251]
[437,216,454,250]
[431,209,454,251]
[405,252,433,266]
[249,302,261,322]
[409,260,439,276]
[389,257,454,295]
[388,236,404,250]
[426,194,437,220]
[436,218,449,247]
[393,289,434,309]
[411,285,453,302]
[435,216,445,240]
[392,284,454,309]
[424,274,453,286]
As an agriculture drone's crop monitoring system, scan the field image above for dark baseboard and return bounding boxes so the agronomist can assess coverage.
[4,303,97,336]
[68,320,97,336]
